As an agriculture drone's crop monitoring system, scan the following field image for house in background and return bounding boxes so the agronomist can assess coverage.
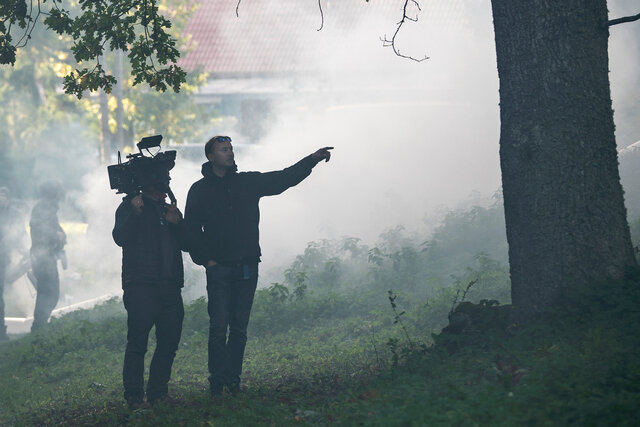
[179,0,472,142]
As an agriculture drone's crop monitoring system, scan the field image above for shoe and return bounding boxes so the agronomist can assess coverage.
[210,382,224,397]
[127,398,150,410]
[225,382,241,395]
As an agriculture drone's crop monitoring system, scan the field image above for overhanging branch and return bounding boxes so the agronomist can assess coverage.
[381,0,428,62]
[608,12,640,27]
[317,0,323,31]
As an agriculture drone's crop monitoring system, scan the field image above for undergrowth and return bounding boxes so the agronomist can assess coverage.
[0,202,637,425]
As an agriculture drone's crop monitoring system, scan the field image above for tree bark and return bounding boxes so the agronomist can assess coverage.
[490,0,636,321]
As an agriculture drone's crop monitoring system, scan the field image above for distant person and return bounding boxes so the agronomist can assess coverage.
[0,187,26,341]
[112,164,189,409]
[184,135,333,396]
[29,182,66,332]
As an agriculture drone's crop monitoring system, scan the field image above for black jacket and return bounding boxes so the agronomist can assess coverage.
[184,155,318,266]
[112,195,188,289]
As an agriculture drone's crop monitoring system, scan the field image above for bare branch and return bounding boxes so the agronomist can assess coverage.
[236,0,241,18]
[382,0,428,62]
[317,0,324,32]
[608,12,640,27]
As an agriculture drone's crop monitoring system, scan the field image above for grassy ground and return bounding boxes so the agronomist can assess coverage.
[1,271,639,426]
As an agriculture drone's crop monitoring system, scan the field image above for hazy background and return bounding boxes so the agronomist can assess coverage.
[3,0,639,324]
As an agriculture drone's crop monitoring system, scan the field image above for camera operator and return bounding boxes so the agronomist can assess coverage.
[112,171,188,409]
[29,182,66,332]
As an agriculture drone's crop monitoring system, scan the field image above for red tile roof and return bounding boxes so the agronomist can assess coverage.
[180,0,411,75]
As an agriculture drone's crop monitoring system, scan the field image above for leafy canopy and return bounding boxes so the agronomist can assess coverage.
[0,0,186,98]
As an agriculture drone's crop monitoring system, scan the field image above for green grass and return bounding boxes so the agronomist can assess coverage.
[2,203,638,425]
[1,271,639,426]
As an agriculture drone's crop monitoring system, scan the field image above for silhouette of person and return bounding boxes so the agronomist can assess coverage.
[29,182,66,332]
[184,135,333,396]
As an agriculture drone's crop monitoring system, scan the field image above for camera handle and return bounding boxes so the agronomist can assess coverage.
[166,185,177,205]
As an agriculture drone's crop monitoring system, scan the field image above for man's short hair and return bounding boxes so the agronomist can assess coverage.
[205,136,232,157]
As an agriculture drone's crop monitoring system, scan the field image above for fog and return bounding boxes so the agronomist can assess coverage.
[3,0,639,328]
[216,0,501,282]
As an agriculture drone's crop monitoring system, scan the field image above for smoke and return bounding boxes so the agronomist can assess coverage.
[3,168,122,324]
[211,0,639,283]
[609,0,640,148]
[60,158,208,307]
[219,1,502,282]
[6,0,638,326]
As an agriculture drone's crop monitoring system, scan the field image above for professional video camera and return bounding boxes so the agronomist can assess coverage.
[107,135,178,203]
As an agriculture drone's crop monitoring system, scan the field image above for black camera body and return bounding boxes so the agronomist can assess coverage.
[107,135,177,203]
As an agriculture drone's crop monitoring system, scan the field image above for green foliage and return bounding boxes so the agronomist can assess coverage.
[2,274,638,425]
[2,0,187,97]
[63,64,118,97]
[249,279,356,337]
[385,290,429,367]
[0,0,29,64]
[345,273,640,426]
[282,201,510,309]
[0,18,97,158]
[0,205,638,425]
[0,0,211,194]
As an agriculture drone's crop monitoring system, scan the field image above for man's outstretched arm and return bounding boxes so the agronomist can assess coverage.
[256,147,334,197]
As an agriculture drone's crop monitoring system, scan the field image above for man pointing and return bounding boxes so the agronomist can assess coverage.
[184,135,332,396]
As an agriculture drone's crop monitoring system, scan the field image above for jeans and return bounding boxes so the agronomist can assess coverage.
[206,262,258,388]
[31,255,59,331]
[122,285,184,403]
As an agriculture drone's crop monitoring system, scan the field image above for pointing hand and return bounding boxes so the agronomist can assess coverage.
[311,147,334,163]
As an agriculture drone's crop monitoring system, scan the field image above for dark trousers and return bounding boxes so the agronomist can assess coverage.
[122,285,184,403]
[31,255,59,331]
[206,263,258,387]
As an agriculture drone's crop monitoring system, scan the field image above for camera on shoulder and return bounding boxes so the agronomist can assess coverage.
[107,135,177,203]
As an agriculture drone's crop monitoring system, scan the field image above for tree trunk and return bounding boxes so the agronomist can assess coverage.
[490,0,636,321]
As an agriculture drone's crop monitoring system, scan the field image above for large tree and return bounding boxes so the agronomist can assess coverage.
[490,1,638,321]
